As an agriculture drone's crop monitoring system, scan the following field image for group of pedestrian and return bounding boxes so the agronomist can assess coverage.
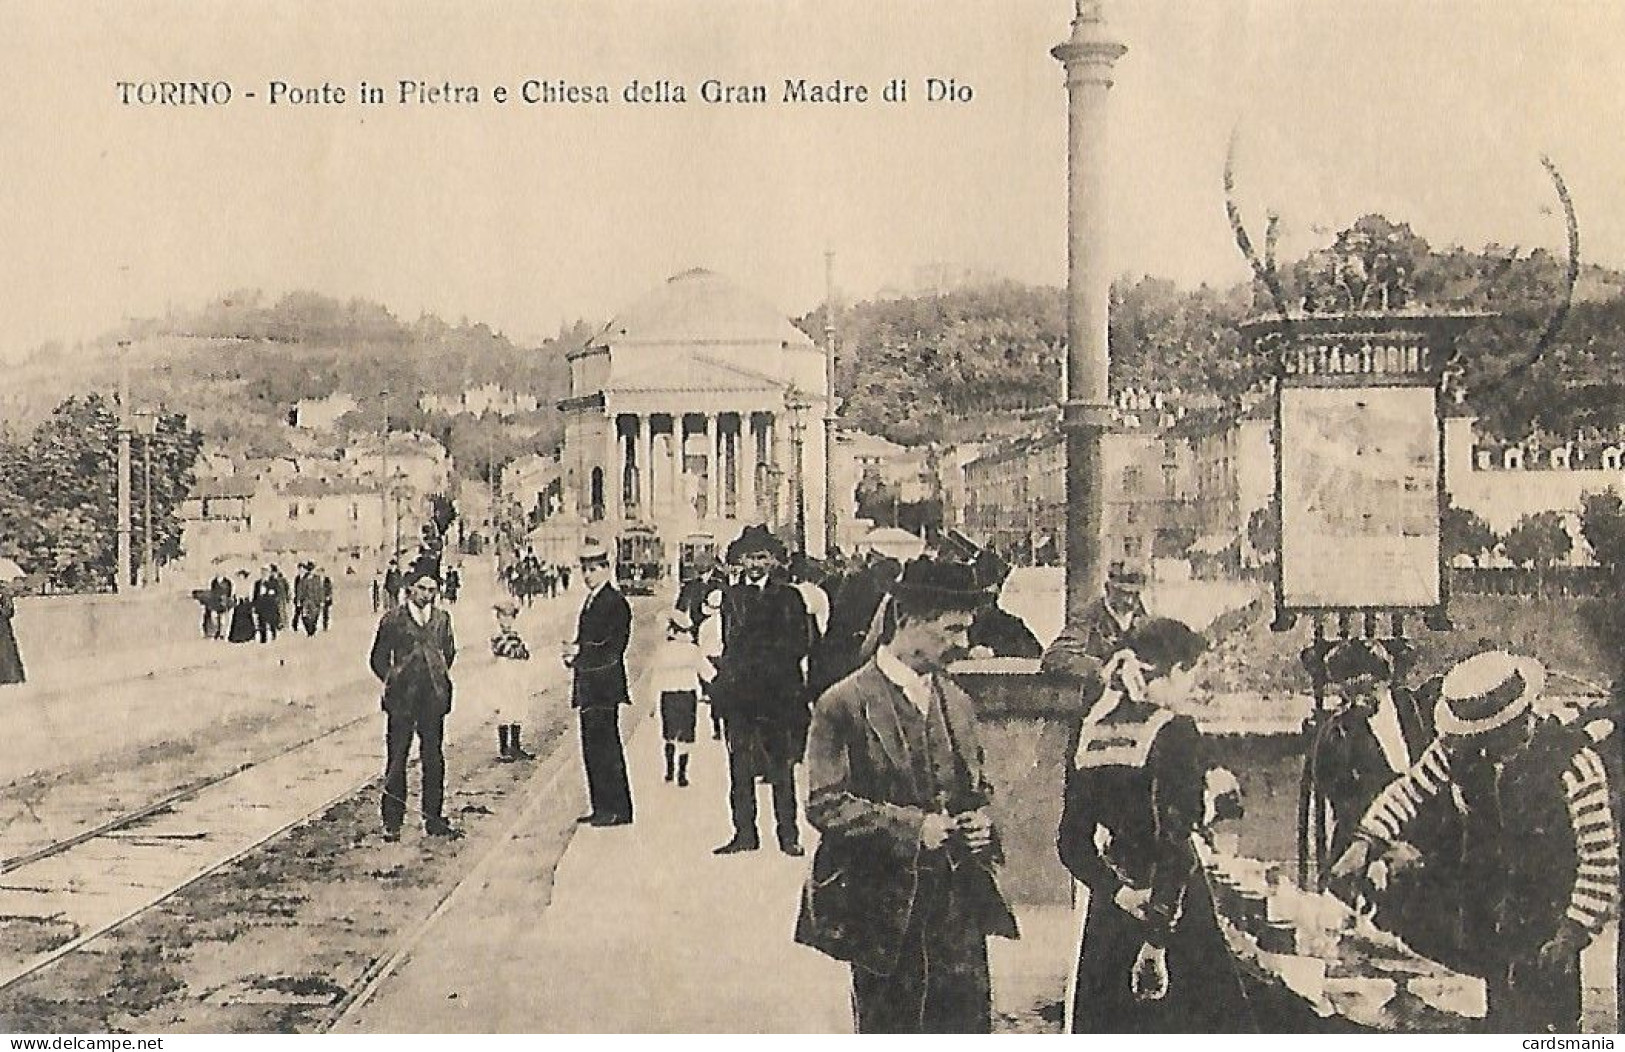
[352,517,1617,1036]
[508,550,570,606]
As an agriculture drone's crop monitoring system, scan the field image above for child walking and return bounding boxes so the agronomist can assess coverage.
[652,609,710,786]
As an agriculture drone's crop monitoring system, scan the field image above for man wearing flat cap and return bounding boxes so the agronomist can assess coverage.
[565,541,634,826]
[1331,650,1618,1032]
[796,556,1018,1033]
[1040,561,1150,679]
[711,524,811,856]
[369,566,459,840]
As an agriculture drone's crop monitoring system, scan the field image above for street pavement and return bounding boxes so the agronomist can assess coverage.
[337,669,854,1034]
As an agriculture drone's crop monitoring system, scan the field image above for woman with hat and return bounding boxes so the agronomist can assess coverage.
[1331,649,1618,1033]
[650,608,710,787]
[1058,617,1254,1033]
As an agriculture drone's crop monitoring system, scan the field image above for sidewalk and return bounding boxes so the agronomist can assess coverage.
[336,679,853,1034]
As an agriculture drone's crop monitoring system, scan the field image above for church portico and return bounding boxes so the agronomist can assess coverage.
[559,269,830,568]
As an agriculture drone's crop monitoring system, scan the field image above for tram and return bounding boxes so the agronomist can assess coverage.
[614,522,666,595]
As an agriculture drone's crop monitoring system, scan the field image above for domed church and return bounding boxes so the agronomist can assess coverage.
[559,268,830,559]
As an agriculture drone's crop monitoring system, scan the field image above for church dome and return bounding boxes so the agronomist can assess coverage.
[593,268,813,349]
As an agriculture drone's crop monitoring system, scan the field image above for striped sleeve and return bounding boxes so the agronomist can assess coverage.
[1563,746,1618,933]
[1357,739,1452,846]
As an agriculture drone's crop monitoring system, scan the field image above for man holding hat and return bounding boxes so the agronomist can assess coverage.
[564,540,634,826]
[711,524,811,856]
[795,556,1018,1033]
[1331,649,1618,1032]
[368,566,460,840]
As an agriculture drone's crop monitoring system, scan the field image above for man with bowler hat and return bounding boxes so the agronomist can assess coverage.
[565,541,634,826]
[711,525,811,856]
[369,566,460,840]
[795,556,1018,1032]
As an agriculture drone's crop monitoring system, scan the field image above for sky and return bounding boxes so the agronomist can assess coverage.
[3,1,1625,361]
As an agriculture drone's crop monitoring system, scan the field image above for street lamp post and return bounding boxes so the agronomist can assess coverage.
[116,340,133,593]
[133,410,159,586]
[786,388,810,555]
[823,250,838,557]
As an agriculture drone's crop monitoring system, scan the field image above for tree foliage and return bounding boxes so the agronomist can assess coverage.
[0,395,204,590]
[1580,490,1625,574]
[1501,510,1573,571]
[1442,502,1498,566]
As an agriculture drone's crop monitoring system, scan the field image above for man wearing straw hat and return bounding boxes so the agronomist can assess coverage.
[1331,649,1618,1033]
[564,540,634,827]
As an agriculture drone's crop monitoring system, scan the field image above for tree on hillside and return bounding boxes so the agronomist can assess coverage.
[1581,489,1625,576]
[1501,510,1573,581]
[1247,505,1279,563]
[1442,502,1498,567]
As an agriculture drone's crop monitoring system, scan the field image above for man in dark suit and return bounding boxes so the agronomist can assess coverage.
[795,557,1019,1033]
[565,541,633,826]
[711,525,811,856]
[368,566,460,840]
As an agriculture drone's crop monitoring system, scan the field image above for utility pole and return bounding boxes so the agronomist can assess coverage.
[823,249,838,558]
[380,389,392,562]
[116,340,133,593]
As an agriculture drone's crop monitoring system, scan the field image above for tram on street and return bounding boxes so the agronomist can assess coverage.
[615,522,666,595]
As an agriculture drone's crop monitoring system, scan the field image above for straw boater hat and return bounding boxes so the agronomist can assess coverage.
[1434,650,1546,738]
[578,540,610,566]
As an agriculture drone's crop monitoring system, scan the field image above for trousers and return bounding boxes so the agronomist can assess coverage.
[382,708,446,830]
[851,863,992,1033]
[725,718,800,847]
[578,706,633,820]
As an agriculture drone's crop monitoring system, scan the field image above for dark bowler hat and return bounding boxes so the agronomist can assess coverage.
[405,565,440,586]
[1435,650,1545,738]
[727,524,787,563]
[891,556,992,612]
[1107,561,1147,591]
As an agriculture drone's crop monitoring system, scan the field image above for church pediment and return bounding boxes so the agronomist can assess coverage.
[606,351,789,394]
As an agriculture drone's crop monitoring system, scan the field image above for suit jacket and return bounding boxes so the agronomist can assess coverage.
[1317,683,1433,857]
[572,583,632,708]
[713,578,810,722]
[369,604,457,717]
[795,659,1018,975]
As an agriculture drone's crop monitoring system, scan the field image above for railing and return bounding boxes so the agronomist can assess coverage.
[1450,565,1613,597]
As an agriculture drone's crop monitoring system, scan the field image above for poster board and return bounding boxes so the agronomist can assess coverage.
[1278,384,1442,610]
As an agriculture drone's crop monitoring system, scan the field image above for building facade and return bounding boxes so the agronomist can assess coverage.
[559,268,830,559]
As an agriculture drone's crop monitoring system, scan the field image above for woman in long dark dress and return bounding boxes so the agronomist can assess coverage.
[227,571,258,644]
[0,583,25,685]
[1058,617,1254,1033]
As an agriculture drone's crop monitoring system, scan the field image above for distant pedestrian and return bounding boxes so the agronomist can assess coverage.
[371,573,382,614]
[228,570,257,643]
[294,562,322,637]
[369,567,461,841]
[564,541,633,826]
[319,567,334,631]
[0,580,25,686]
[1041,561,1149,679]
[651,609,710,787]
[444,564,462,603]
[490,600,534,763]
[253,568,280,643]
[383,559,404,610]
[697,588,725,740]
[205,573,234,640]
[268,564,291,634]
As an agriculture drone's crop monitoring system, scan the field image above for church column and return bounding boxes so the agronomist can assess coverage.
[670,416,683,513]
[611,415,627,525]
[742,414,757,521]
[640,416,653,520]
[704,413,719,523]
[724,414,739,519]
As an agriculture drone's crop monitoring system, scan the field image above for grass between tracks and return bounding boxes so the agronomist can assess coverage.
[0,690,576,1033]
